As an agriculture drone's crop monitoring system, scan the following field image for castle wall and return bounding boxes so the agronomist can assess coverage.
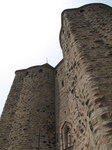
[0,3,112,150]
[0,64,56,150]
[55,60,70,149]
[0,71,24,149]
[60,3,112,150]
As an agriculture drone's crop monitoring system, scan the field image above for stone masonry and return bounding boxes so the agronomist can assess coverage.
[0,3,112,150]
[0,65,55,150]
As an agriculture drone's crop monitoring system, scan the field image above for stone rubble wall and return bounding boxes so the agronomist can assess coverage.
[0,3,112,150]
[0,71,24,150]
[55,60,69,150]
[0,64,56,150]
[59,3,112,150]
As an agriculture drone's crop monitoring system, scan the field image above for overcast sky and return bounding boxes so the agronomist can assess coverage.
[0,0,112,116]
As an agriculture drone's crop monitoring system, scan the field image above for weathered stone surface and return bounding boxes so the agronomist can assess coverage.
[0,3,112,150]
[0,64,56,150]
[59,3,112,150]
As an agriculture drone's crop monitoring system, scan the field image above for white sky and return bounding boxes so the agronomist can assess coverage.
[0,0,112,116]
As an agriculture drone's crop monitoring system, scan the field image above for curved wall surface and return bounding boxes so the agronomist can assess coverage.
[60,3,112,150]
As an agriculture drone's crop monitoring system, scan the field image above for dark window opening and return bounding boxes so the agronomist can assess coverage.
[62,80,64,87]
[39,69,43,73]
[25,72,29,76]
[80,9,84,13]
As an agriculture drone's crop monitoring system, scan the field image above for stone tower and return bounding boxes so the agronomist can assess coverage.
[0,3,112,150]
[0,64,56,150]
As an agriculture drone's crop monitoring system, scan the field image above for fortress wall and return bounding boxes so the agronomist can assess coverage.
[0,3,112,150]
[55,60,70,150]
[0,64,56,150]
[0,71,24,150]
[60,4,112,150]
